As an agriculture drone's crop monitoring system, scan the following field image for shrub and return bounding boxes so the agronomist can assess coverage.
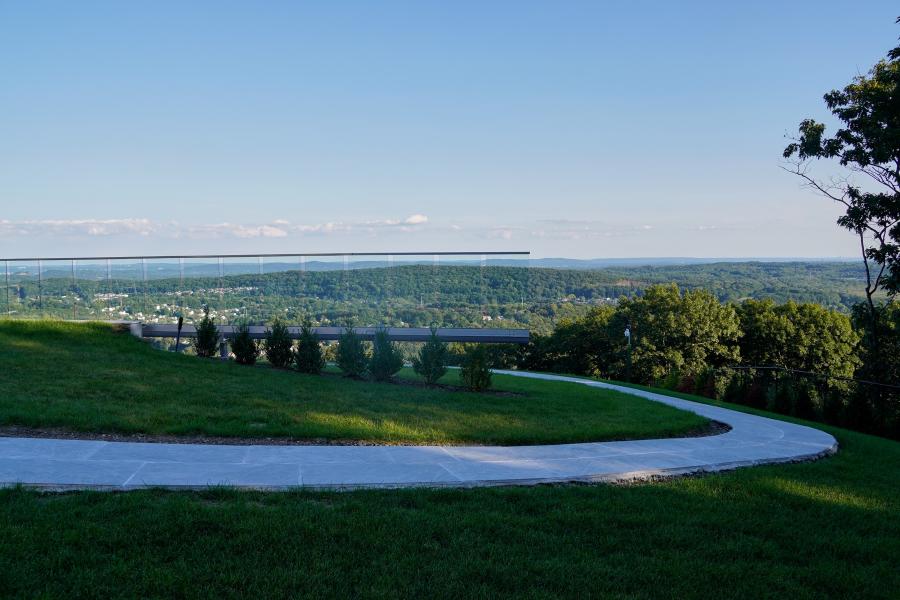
[660,369,681,391]
[264,319,294,368]
[413,326,448,384]
[231,323,258,365]
[295,318,324,375]
[194,306,219,358]
[369,328,403,382]
[693,367,720,399]
[337,327,367,378]
[460,344,492,391]
[676,374,696,394]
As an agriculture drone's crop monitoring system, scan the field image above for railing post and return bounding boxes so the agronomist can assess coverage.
[4,260,9,317]
[37,259,43,316]
[71,259,77,319]
[105,258,112,320]
[141,257,147,322]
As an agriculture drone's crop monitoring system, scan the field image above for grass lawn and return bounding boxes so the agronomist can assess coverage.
[0,320,708,445]
[0,411,896,598]
[0,321,898,597]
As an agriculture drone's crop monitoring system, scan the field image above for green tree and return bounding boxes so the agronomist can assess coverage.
[737,300,860,377]
[616,284,741,384]
[412,326,449,384]
[734,299,794,368]
[264,319,293,368]
[783,20,900,355]
[551,305,617,376]
[460,344,492,392]
[369,328,403,382]
[230,323,258,366]
[295,318,324,375]
[194,306,219,358]
[336,327,367,378]
[851,302,900,434]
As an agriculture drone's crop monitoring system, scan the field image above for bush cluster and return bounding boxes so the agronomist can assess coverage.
[198,319,497,396]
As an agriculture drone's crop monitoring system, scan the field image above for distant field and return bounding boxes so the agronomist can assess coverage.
[0,320,707,445]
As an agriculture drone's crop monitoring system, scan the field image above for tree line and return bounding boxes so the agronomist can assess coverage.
[484,284,899,439]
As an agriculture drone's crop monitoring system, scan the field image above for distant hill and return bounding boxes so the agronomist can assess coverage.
[524,257,858,269]
[8,260,874,316]
[8,256,859,280]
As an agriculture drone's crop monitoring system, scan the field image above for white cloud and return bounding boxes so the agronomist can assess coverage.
[404,214,428,225]
[0,215,430,241]
[0,218,158,237]
[488,227,518,240]
[186,223,289,238]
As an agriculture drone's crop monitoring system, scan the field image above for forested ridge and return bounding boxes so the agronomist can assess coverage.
[8,261,872,313]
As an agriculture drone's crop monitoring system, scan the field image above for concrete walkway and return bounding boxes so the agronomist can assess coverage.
[0,371,837,491]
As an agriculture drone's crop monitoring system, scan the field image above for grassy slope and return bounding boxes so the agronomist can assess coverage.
[1,321,897,598]
[0,420,897,598]
[0,320,706,444]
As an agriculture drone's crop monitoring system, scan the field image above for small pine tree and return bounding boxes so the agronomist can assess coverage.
[369,328,403,382]
[231,323,258,365]
[295,318,325,374]
[337,327,367,378]
[264,319,294,368]
[460,344,492,392]
[194,306,219,358]
[413,326,448,384]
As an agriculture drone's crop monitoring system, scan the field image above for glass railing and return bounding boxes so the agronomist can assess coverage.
[1,252,532,330]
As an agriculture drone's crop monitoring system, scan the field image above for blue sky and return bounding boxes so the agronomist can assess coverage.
[1,1,897,259]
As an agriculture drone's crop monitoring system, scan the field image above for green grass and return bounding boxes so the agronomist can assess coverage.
[1,321,898,597]
[0,320,708,445]
[1,421,897,598]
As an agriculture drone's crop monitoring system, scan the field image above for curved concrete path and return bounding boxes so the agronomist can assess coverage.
[0,371,837,490]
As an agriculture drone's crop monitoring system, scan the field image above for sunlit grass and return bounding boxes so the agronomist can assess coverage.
[1,422,898,598]
[0,320,898,597]
[0,320,707,444]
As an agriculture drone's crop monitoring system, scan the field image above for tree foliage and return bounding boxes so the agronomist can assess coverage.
[783,20,900,360]
[736,300,859,377]
[369,328,403,382]
[336,328,367,378]
[412,326,449,384]
[294,318,324,375]
[460,344,492,392]
[263,319,293,368]
[194,306,219,358]
[230,323,258,366]
[616,285,741,383]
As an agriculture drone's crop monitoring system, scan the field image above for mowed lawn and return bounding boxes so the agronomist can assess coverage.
[0,321,898,597]
[0,418,897,598]
[0,320,707,444]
